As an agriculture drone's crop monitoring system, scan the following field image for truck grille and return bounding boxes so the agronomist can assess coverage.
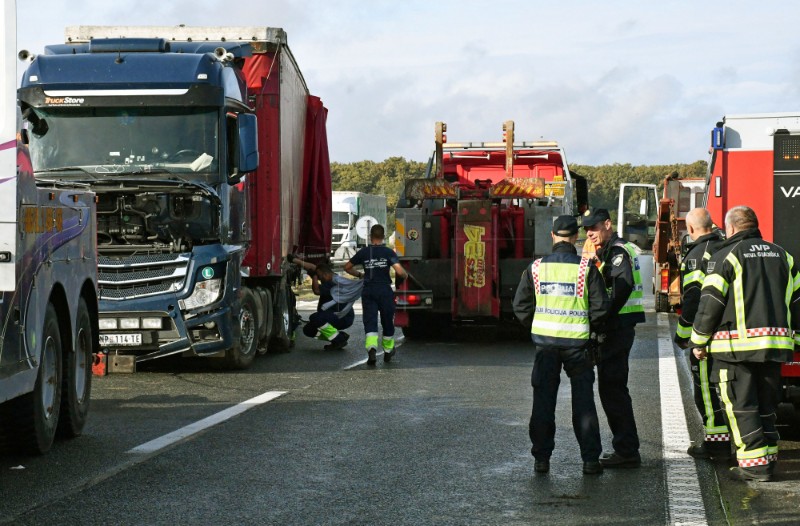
[98,253,190,301]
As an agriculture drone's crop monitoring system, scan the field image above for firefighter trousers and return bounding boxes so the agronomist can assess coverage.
[597,326,640,457]
[362,284,396,349]
[712,360,781,470]
[689,352,730,444]
[529,345,602,463]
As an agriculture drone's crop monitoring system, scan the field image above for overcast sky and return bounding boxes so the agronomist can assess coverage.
[17,1,800,165]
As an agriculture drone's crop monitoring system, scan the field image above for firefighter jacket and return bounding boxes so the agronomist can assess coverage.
[674,230,725,348]
[596,233,645,328]
[690,228,800,362]
[513,242,610,349]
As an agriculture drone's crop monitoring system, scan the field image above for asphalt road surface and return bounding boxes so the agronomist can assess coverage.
[2,302,800,525]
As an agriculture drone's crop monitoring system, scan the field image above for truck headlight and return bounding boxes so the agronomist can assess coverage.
[180,279,222,310]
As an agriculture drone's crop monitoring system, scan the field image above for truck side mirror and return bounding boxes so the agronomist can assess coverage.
[639,199,647,216]
[233,114,259,182]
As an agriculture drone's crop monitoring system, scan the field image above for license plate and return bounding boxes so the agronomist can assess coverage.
[100,333,142,346]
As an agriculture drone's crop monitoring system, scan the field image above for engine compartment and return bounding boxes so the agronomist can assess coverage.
[97,188,219,253]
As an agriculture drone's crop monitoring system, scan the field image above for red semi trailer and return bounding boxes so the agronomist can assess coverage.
[394,121,588,337]
[704,113,800,410]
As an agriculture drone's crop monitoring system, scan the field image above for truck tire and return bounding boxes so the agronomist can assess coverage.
[256,288,273,355]
[270,282,292,353]
[57,297,93,438]
[225,288,259,369]
[655,292,670,313]
[1,303,64,454]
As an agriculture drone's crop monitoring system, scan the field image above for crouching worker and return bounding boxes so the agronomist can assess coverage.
[513,215,610,475]
[289,256,363,351]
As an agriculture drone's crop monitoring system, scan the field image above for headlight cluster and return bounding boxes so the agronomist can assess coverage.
[180,278,222,310]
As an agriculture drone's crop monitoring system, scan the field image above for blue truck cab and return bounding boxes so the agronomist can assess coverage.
[18,35,260,371]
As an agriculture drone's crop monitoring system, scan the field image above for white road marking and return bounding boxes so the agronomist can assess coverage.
[658,314,708,526]
[128,390,287,454]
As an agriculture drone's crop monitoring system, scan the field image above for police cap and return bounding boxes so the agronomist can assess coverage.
[581,208,611,228]
[552,215,579,236]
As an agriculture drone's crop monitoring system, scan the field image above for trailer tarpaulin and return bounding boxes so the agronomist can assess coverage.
[298,95,331,261]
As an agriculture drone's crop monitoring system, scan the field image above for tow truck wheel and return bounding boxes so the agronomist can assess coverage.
[57,297,93,438]
[655,292,670,313]
[1,303,63,454]
[270,283,292,353]
[225,288,259,369]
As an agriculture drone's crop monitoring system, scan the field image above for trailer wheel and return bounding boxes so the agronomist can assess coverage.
[256,288,273,355]
[57,297,93,438]
[655,292,670,313]
[270,282,292,353]
[2,303,64,454]
[225,288,259,369]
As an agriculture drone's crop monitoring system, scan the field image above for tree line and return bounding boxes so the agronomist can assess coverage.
[331,157,709,234]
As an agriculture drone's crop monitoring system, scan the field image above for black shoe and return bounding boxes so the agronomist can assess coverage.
[729,466,772,482]
[324,339,347,351]
[583,461,603,475]
[707,443,732,460]
[367,349,377,366]
[687,444,710,459]
[383,349,395,362]
[534,460,550,474]
[600,452,641,469]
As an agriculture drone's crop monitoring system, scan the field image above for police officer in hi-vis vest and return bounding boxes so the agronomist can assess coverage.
[582,208,645,469]
[513,215,610,475]
[691,206,800,482]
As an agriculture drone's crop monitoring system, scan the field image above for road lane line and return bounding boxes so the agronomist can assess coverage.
[658,314,708,526]
[128,390,287,454]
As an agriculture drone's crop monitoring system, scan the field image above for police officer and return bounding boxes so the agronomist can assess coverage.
[344,224,407,365]
[673,208,730,459]
[513,215,610,475]
[691,206,800,482]
[582,208,645,468]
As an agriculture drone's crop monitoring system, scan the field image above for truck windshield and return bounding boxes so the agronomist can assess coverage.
[25,106,219,177]
[332,211,351,229]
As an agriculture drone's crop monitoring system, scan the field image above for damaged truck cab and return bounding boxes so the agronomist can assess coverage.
[18,35,260,369]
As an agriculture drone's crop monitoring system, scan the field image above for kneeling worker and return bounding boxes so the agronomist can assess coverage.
[513,215,610,475]
[290,256,363,351]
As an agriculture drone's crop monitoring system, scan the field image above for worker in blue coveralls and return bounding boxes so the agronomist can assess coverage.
[344,224,408,365]
[289,256,363,351]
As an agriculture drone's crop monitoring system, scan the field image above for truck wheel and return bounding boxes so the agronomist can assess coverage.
[270,283,292,353]
[57,297,93,438]
[2,303,64,454]
[256,288,273,355]
[225,288,259,369]
[655,292,670,313]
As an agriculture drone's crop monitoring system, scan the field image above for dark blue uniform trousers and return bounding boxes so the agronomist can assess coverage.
[303,308,354,344]
[362,284,395,337]
[530,344,602,463]
[597,326,640,457]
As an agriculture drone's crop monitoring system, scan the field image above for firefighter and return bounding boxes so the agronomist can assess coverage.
[344,224,407,365]
[582,208,645,468]
[691,206,800,482]
[673,208,730,459]
[289,256,363,351]
[513,215,610,475]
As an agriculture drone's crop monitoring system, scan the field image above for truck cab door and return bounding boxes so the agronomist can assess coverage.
[617,183,658,251]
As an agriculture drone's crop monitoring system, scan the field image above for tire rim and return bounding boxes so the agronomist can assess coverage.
[74,326,89,403]
[240,307,255,355]
[41,334,58,420]
[282,300,290,333]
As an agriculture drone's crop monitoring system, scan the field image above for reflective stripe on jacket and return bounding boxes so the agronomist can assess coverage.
[690,228,800,362]
[598,237,645,324]
[530,256,591,349]
[675,231,725,345]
